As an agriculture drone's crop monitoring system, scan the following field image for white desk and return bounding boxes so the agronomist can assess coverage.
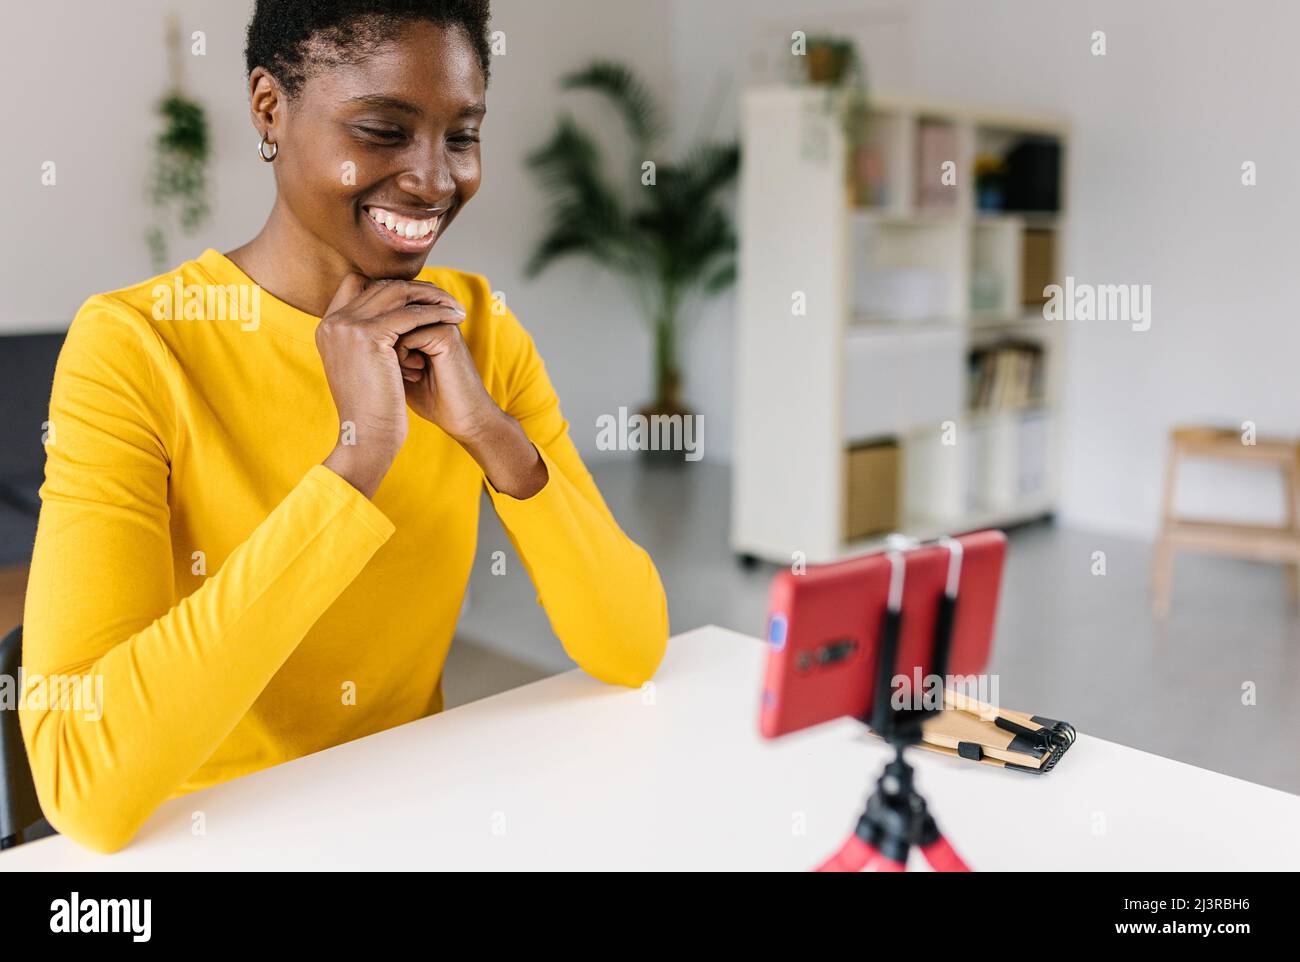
[4,625,1299,870]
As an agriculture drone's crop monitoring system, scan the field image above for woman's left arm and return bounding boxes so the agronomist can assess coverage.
[488,319,670,686]
[473,416,669,687]
[396,282,670,686]
[469,312,669,688]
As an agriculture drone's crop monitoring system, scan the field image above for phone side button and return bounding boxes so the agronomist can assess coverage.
[767,613,788,650]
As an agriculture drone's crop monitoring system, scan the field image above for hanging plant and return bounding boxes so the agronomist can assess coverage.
[146,16,211,270]
[797,35,870,159]
[147,93,211,270]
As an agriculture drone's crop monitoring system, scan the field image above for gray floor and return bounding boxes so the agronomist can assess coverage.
[452,458,1300,795]
[440,638,551,710]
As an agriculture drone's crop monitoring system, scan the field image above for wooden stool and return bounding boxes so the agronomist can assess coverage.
[1152,426,1300,616]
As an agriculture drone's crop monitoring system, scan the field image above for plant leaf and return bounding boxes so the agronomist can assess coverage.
[702,260,737,294]
[561,61,664,150]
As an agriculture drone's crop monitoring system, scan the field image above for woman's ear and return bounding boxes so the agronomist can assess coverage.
[248,66,283,144]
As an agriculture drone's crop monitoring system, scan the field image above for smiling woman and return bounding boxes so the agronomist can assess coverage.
[18,0,670,854]
[234,1,489,294]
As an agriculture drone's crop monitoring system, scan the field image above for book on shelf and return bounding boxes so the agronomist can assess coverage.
[967,341,1045,412]
[915,119,959,210]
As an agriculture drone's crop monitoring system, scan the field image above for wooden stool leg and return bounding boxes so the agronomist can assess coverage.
[1287,453,1300,602]
[1152,540,1174,617]
[1152,442,1181,617]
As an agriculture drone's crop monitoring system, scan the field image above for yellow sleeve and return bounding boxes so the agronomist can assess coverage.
[19,296,395,853]
[482,309,670,688]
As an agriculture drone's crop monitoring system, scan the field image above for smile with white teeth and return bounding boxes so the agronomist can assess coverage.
[366,206,439,240]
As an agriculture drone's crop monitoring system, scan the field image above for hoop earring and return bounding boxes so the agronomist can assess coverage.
[257,134,278,162]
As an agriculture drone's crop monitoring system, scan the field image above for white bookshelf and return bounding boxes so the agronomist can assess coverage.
[732,88,1069,565]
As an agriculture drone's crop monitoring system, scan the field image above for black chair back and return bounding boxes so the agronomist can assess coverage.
[1,625,55,849]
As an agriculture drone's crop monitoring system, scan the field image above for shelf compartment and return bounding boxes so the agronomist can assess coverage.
[844,439,901,541]
[971,217,1023,317]
[852,214,966,321]
[843,325,964,443]
[849,108,910,212]
[1021,227,1059,308]
[900,408,1055,522]
[914,116,964,213]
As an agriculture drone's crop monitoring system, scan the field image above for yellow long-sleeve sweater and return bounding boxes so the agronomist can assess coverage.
[19,248,669,853]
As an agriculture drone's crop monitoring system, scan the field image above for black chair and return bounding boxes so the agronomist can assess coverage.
[0,332,64,568]
[1,626,57,849]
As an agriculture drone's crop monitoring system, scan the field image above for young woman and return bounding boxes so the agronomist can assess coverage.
[19,0,668,853]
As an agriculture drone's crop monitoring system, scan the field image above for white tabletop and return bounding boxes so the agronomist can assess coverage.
[4,624,1299,871]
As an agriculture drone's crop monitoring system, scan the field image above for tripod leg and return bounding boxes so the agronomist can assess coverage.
[919,834,971,872]
[865,853,906,871]
[815,833,878,872]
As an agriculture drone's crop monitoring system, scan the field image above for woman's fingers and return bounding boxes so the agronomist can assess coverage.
[346,278,467,319]
[398,347,426,369]
[321,276,468,358]
[322,271,370,317]
[395,320,463,357]
[369,303,466,340]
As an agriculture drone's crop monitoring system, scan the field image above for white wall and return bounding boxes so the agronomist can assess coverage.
[669,0,1300,537]
[432,0,674,457]
[0,0,673,463]
[0,0,274,332]
[6,0,1298,535]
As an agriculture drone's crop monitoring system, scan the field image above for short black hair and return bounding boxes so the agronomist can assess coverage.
[244,0,492,98]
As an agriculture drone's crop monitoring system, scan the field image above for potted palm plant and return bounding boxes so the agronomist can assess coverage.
[525,62,739,464]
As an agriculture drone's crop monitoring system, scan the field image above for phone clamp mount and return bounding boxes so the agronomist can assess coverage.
[816,537,973,872]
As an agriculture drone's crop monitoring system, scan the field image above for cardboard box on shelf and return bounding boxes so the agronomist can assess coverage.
[1021,228,1056,307]
[845,440,900,541]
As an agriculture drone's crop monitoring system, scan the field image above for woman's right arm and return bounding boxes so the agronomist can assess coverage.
[19,295,398,853]
[19,277,459,853]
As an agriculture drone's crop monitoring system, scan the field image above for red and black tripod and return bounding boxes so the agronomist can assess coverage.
[816,541,973,873]
[815,740,971,872]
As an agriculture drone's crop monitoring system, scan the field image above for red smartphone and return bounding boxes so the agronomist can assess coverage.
[759,530,1007,739]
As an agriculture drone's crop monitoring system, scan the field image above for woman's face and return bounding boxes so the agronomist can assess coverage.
[260,21,486,280]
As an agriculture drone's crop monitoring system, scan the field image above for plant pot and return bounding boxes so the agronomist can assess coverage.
[807,43,852,85]
[635,396,696,466]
